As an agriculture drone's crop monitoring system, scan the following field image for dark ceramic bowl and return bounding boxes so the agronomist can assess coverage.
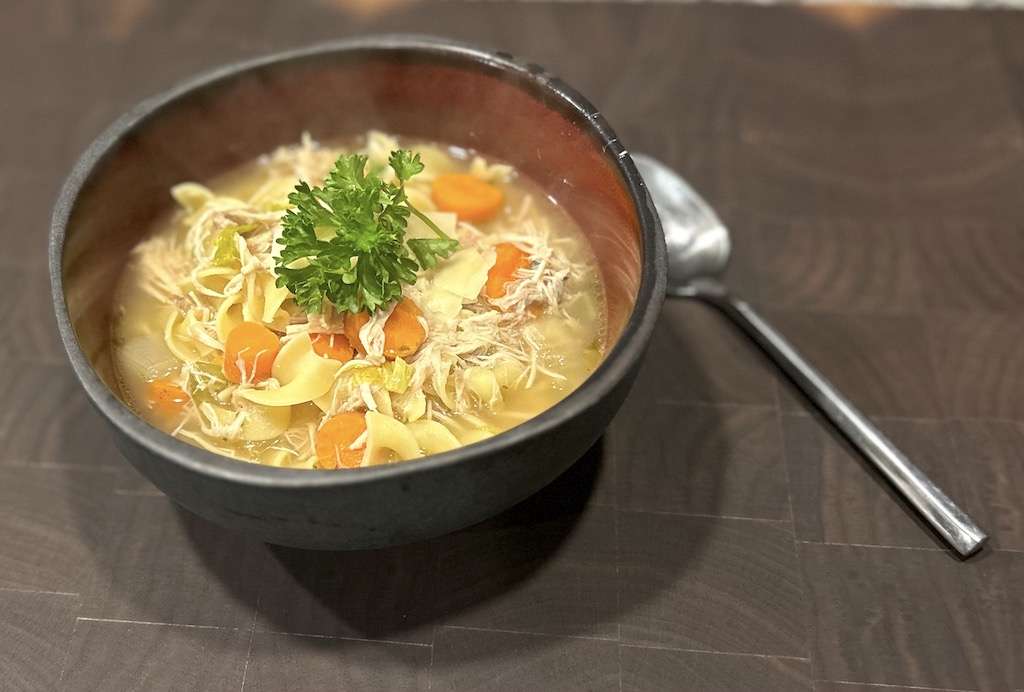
[50,36,666,550]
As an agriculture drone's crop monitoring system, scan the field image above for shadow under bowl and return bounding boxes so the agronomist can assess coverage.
[50,35,666,550]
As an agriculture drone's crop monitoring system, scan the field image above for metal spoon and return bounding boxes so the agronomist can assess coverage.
[633,153,988,558]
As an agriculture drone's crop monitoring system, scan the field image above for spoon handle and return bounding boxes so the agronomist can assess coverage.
[684,281,988,557]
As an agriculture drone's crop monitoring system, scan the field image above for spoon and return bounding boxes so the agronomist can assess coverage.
[633,153,988,558]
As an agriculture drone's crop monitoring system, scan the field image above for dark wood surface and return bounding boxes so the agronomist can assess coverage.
[3,1,1023,690]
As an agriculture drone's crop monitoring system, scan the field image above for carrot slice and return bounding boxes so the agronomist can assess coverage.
[315,412,367,469]
[343,311,370,353]
[311,333,354,363]
[343,299,426,359]
[146,378,189,417]
[223,321,281,384]
[484,243,530,299]
[431,174,503,222]
[384,298,426,359]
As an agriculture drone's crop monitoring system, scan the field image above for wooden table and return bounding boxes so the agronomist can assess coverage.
[3,1,1023,690]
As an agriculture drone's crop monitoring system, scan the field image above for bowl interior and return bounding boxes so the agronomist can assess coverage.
[60,43,644,406]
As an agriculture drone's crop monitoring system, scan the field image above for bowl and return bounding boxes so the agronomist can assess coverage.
[50,35,666,550]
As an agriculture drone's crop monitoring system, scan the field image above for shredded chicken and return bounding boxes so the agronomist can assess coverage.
[117,132,603,466]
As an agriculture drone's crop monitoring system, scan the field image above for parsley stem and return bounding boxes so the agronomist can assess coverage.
[408,204,454,241]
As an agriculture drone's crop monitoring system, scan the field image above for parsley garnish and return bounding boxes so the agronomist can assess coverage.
[274,150,459,314]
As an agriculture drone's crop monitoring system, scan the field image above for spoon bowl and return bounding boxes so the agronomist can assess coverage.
[633,153,730,292]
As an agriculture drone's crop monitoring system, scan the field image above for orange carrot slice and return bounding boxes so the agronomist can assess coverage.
[484,242,530,299]
[343,310,370,353]
[311,333,354,363]
[146,378,189,417]
[343,299,426,359]
[431,174,503,222]
[315,412,367,469]
[223,321,280,384]
[383,298,426,359]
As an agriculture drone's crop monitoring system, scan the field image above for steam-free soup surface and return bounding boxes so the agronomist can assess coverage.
[113,132,606,469]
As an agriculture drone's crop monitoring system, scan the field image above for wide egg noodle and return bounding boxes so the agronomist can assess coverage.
[241,272,264,323]
[405,186,435,211]
[413,144,457,181]
[272,332,316,383]
[419,286,463,320]
[266,308,290,333]
[392,388,426,422]
[261,275,291,324]
[363,411,422,465]
[215,293,244,343]
[493,357,527,389]
[171,182,215,213]
[191,266,237,298]
[430,357,458,411]
[372,387,394,417]
[463,366,502,408]
[365,130,400,169]
[238,399,291,441]
[237,333,341,407]
[406,419,459,455]
[118,131,608,470]
[164,310,206,362]
[458,428,495,446]
[177,429,237,457]
[405,211,456,242]
[235,272,292,332]
[431,248,496,300]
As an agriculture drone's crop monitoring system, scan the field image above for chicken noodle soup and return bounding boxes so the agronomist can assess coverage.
[113,132,606,469]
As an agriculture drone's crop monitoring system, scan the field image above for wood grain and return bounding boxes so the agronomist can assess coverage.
[62,619,248,692]
[992,10,1024,125]
[83,494,265,628]
[0,590,79,692]
[246,632,431,692]
[431,627,620,692]
[255,538,438,644]
[432,502,619,639]
[733,135,896,220]
[631,301,780,407]
[2,0,1023,689]
[0,361,120,465]
[618,512,808,657]
[929,311,1024,420]
[613,399,789,520]
[770,310,945,417]
[0,466,115,593]
[879,111,1024,220]
[0,268,66,362]
[912,220,1024,312]
[947,419,1024,552]
[620,646,812,692]
[800,543,1015,690]
[751,219,925,314]
[0,169,62,269]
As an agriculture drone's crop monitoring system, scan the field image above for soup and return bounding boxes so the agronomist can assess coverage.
[112,131,606,469]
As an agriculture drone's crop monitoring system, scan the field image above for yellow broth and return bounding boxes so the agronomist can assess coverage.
[112,133,606,469]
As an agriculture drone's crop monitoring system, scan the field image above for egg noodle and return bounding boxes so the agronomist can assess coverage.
[113,132,606,469]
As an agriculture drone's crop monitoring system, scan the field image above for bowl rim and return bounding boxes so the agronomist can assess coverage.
[49,34,667,489]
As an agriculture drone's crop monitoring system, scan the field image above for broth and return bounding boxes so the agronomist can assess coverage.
[112,132,606,469]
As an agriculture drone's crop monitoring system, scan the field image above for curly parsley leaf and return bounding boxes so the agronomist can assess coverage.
[274,150,458,315]
[389,149,425,182]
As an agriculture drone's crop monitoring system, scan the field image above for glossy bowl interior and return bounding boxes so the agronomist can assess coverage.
[51,36,665,549]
